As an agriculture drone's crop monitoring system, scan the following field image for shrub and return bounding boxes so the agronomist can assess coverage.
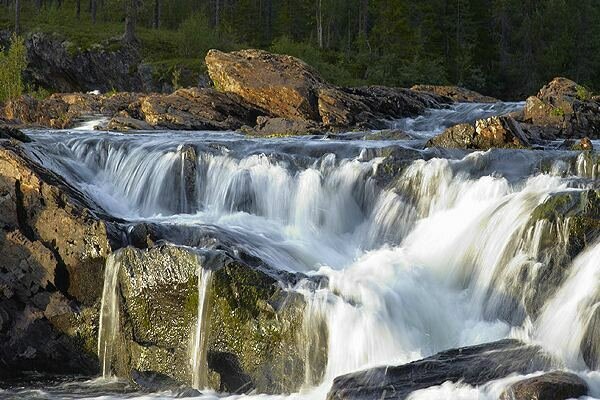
[0,34,28,103]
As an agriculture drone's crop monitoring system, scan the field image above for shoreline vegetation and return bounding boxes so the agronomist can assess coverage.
[2,0,600,100]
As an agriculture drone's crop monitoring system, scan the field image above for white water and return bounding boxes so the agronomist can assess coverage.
[98,253,122,378]
[190,268,213,389]
[15,103,600,399]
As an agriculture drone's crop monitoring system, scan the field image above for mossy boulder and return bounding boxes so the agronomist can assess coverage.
[108,244,324,394]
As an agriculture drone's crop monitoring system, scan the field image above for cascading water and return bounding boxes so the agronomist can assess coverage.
[98,253,121,378]
[190,267,213,389]
[11,103,600,399]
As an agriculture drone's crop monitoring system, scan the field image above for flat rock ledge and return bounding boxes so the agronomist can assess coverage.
[326,339,554,400]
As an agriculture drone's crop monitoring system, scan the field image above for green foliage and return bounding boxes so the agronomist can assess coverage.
[577,85,593,101]
[0,34,28,103]
[551,107,566,117]
[176,13,231,58]
[1,0,600,98]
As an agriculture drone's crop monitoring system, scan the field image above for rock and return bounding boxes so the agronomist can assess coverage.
[500,371,587,400]
[106,111,155,132]
[108,244,323,394]
[326,339,554,400]
[20,32,150,93]
[241,116,323,137]
[520,77,600,139]
[206,49,449,129]
[139,88,263,130]
[427,115,529,150]
[0,141,117,378]
[571,137,594,151]
[206,49,324,121]
[0,125,32,142]
[411,85,499,103]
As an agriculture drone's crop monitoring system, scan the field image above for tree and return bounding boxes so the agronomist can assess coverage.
[124,0,139,44]
[153,0,161,29]
[14,0,20,35]
[0,34,28,103]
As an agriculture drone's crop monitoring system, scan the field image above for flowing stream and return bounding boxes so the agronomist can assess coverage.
[4,102,600,399]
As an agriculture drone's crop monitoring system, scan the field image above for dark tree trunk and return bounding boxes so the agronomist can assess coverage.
[15,0,21,35]
[124,0,139,44]
[76,0,81,18]
[153,0,161,29]
[91,0,97,24]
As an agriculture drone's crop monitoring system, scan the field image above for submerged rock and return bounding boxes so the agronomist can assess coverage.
[106,244,323,394]
[326,339,554,400]
[500,371,587,400]
[411,84,498,103]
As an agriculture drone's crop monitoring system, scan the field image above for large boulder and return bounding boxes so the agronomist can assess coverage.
[326,339,554,400]
[0,141,116,378]
[206,49,325,121]
[411,85,498,103]
[500,371,587,400]
[104,244,325,394]
[427,115,529,150]
[205,49,449,129]
[521,77,600,139]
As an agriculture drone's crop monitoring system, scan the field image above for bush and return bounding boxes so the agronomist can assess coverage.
[0,34,28,103]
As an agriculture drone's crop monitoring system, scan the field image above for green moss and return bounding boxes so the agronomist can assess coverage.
[577,84,593,101]
[550,106,565,117]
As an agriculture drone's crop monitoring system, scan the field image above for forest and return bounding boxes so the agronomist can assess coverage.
[1,0,600,99]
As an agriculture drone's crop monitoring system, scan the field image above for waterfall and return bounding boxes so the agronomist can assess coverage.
[19,104,600,399]
[535,240,600,369]
[97,253,121,379]
[190,267,213,389]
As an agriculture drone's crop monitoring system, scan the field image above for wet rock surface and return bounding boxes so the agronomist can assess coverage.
[500,371,588,400]
[0,141,116,378]
[109,244,323,394]
[326,339,554,400]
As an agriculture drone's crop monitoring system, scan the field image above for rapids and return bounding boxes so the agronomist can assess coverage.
[3,102,600,400]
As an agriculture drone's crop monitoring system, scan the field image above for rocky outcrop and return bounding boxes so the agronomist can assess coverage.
[2,92,139,129]
[137,88,263,131]
[24,33,147,93]
[206,49,449,129]
[0,141,116,378]
[521,77,600,139]
[0,125,32,142]
[106,244,324,394]
[500,372,588,400]
[427,115,529,150]
[326,339,554,400]
[411,85,498,103]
